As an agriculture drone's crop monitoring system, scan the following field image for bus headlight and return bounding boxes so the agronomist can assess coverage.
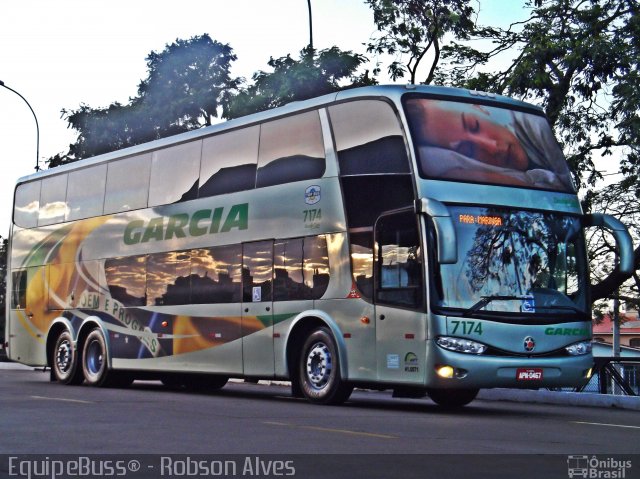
[565,341,592,356]
[437,336,488,355]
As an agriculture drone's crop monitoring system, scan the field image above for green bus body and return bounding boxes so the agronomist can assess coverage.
[5,85,633,407]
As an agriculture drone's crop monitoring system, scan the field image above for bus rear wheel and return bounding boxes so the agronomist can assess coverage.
[298,327,352,405]
[81,328,132,388]
[427,388,479,408]
[52,330,83,385]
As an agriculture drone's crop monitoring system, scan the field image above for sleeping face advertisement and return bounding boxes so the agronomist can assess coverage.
[404,98,575,192]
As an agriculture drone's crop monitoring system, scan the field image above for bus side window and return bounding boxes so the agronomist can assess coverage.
[104,154,152,214]
[11,270,28,309]
[199,126,259,198]
[256,111,326,188]
[146,252,191,306]
[104,255,147,307]
[304,235,330,300]
[66,165,106,221]
[273,238,304,301]
[148,141,202,206]
[375,212,423,309]
[13,181,41,228]
[329,100,410,175]
[38,174,68,226]
[190,245,242,304]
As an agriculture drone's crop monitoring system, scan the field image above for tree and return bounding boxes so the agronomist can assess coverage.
[365,0,477,84]
[48,35,240,166]
[435,0,639,301]
[227,46,375,119]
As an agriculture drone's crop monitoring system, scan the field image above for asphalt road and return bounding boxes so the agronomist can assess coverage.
[1,367,638,478]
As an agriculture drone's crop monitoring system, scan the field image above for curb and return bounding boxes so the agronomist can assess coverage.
[477,388,640,411]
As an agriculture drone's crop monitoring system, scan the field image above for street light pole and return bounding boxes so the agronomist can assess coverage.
[307,0,313,50]
[0,80,40,171]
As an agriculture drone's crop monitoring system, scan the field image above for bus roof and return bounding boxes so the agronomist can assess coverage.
[16,84,543,185]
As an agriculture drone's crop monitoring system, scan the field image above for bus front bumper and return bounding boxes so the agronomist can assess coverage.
[425,341,594,389]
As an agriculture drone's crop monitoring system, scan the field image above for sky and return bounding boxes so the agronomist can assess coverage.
[0,0,526,238]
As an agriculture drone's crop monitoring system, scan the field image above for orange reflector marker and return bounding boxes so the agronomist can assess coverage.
[161,321,169,328]
[360,316,370,325]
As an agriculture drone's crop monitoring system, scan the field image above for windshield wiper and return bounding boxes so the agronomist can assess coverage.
[463,295,530,317]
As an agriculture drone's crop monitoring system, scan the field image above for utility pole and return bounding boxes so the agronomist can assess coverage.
[307,0,313,50]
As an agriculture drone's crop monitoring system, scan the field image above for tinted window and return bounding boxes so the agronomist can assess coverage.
[350,231,373,299]
[191,245,242,304]
[330,100,409,175]
[199,126,259,197]
[105,255,147,307]
[39,174,68,226]
[14,181,41,228]
[376,211,423,308]
[304,235,330,300]
[242,241,273,302]
[146,251,192,306]
[66,165,106,221]
[148,141,202,206]
[11,270,27,309]
[256,111,326,188]
[274,239,305,301]
[104,154,151,214]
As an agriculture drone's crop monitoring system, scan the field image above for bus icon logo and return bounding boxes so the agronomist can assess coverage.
[567,455,589,478]
[304,185,321,205]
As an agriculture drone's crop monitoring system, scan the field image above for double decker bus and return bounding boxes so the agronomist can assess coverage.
[5,85,634,407]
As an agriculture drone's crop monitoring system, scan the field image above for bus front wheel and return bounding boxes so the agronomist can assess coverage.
[427,388,479,408]
[52,330,83,385]
[298,327,352,405]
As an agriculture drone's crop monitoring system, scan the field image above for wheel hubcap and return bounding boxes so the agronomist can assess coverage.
[55,339,72,373]
[306,342,332,390]
[85,340,103,377]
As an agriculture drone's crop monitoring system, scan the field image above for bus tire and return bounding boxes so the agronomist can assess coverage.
[427,388,479,408]
[299,327,352,405]
[52,330,83,385]
[81,328,132,388]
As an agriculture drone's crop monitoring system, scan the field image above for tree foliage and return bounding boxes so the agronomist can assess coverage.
[49,35,240,166]
[432,0,639,301]
[366,0,477,84]
[227,46,375,119]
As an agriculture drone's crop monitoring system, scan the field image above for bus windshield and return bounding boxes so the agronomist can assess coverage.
[433,206,589,318]
[404,97,575,193]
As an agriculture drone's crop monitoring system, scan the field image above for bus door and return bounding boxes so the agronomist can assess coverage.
[374,210,427,384]
[241,240,275,377]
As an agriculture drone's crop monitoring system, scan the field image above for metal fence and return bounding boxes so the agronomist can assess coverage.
[576,358,639,396]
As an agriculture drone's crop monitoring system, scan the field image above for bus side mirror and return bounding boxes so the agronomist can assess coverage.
[417,198,457,264]
[585,213,634,275]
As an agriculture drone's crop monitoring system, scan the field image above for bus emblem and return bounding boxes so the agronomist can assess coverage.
[523,336,536,352]
[305,185,321,205]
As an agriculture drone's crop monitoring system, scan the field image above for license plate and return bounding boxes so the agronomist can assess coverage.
[516,368,543,381]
